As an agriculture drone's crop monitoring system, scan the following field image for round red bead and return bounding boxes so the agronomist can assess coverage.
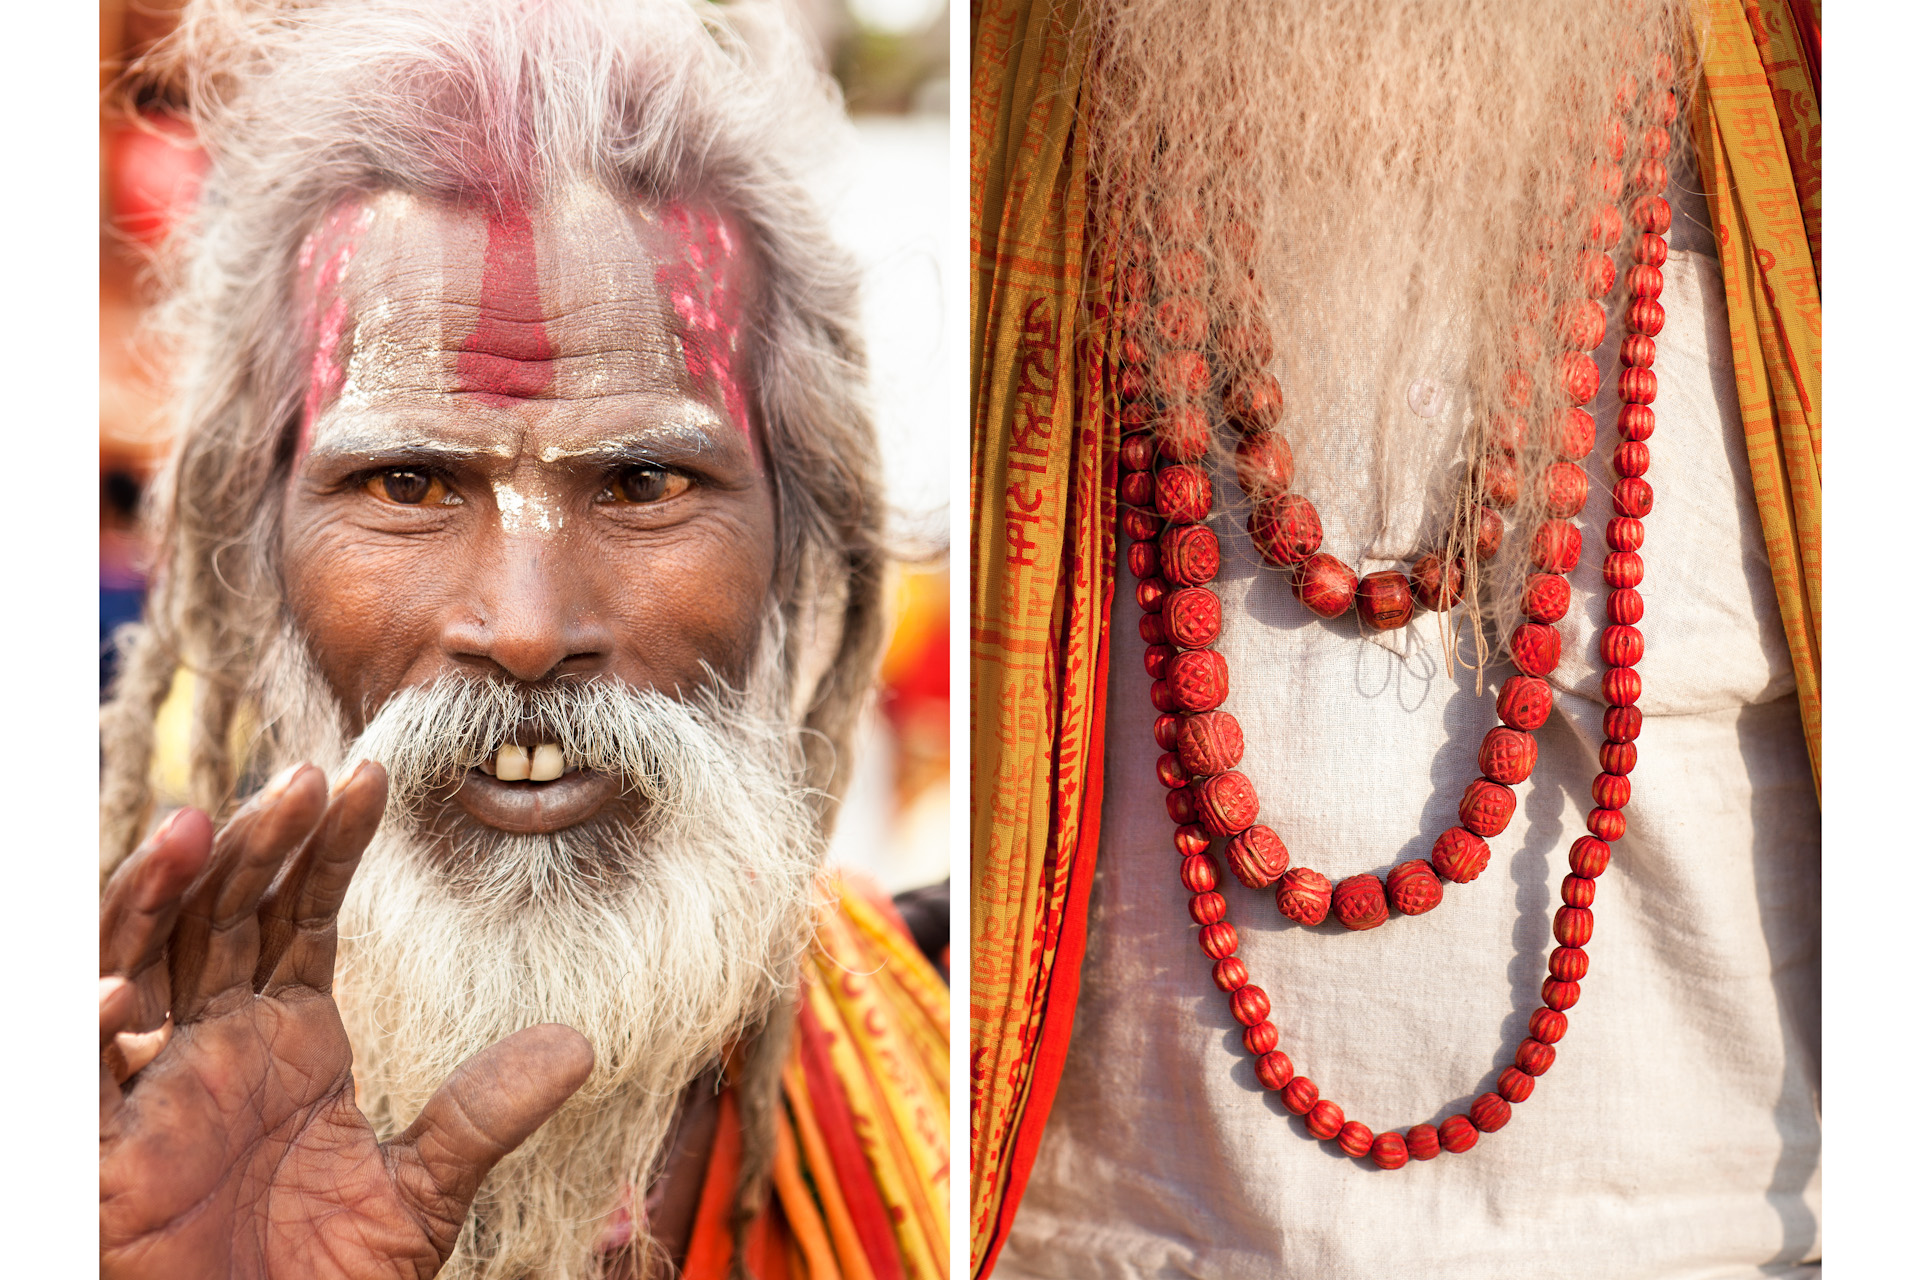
[1158,249,1205,293]
[1120,471,1154,508]
[1606,586,1645,625]
[1498,676,1554,731]
[1569,835,1612,878]
[1531,519,1582,574]
[1155,465,1212,523]
[1333,874,1389,931]
[1603,704,1643,742]
[1603,668,1642,706]
[1558,352,1600,405]
[1338,1120,1375,1158]
[1530,1007,1569,1043]
[1174,824,1210,857]
[1555,299,1606,351]
[1515,1038,1556,1076]
[1155,295,1205,345]
[1166,649,1229,712]
[1476,504,1506,561]
[1159,523,1221,586]
[1153,713,1179,751]
[1431,826,1492,883]
[1234,432,1294,498]
[1600,740,1638,775]
[1244,1021,1279,1055]
[1439,1115,1480,1152]
[1592,771,1631,810]
[1619,332,1657,370]
[1276,867,1333,925]
[1541,978,1582,1011]
[1385,860,1444,915]
[1460,778,1517,837]
[1218,322,1274,367]
[1230,984,1272,1027]
[1618,402,1657,441]
[1587,807,1626,841]
[1119,432,1156,473]
[1151,681,1179,714]
[1370,1132,1410,1170]
[1613,476,1654,518]
[1585,203,1623,249]
[1164,586,1223,649]
[1195,771,1261,838]
[1503,368,1534,409]
[1127,540,1160,580]
[1292,553,1359,619]
[1225,825,1290,889]
[1634,229,1669,264]
[1356,571,1415,631]
[1280,1076,1319,1116]
[1632,195,1672,235]
[1249,494,1322,565]
[1305,1099,1345,1141]
[1178,852,1218,894]
[1117,364,1147,401]
[1411,554,1465,611]
[1523,574,1571,624]
[1120,509,1162,542]
[1603,551,1644,589]
[1543,463,1589,518]
[1618,367,1658,406]
[1136,578,1168,613]
[1157,405,1210,464]
[1211,955,1248,992]
[1561,872,1598,907]
[1177,710,1244,776]
[1139,614,1168,647]
[1478,727,1539,784]
[1607,517,1646,553]
[1554,408,1597,460]
[1143,644,1172,681]
[1627,264,1664,298]
[1549,945,1589,982]
[1188,891,1226,926]
[1627,297,1666,336]
[1497,1066,1536,1103]
[1490,410,1530,454]
[1156,751,1189,789]
[1579,249,1617,296]
[1470,1092,1513,1133]
[1407,1123,1442,1161]
[1554,906,1595,947]
[1226,372,1285,432]
[1198,921,1239,959]
[1511,622,1564,677]
[1601,624,1645,668]
[1255,1050,1295,1091]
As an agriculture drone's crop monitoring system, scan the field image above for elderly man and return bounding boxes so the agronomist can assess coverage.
[97,3,946,1278]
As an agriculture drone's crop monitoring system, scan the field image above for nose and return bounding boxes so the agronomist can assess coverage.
[438,531,615,683]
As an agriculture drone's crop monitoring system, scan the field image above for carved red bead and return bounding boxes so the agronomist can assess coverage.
[1249,494,1323,565]
[1280,1076,1319,1115]
[1370,1132,1410,1170]
[1511,622,1563,677]
[1515,1038,1556,1076]
[1476,504,1506,560]
[1120,471,1154,508]
[1549,946,1589,982]
[1524,573,1571,623]
[1155,465,1212,523]
[1151,681,1179,714]
[1431,826,1492,883]
[1554,407,1597,460]
[1470,1093,1513,1133]
[1618,367,1657,406]
[1554,906,1595,947]
[1188,891,1226,926]
[1243,1021,1279,1055]
[1225,825,1290,889]
[1627,297,1666,336]
[1356,572,1415,631]
[1120,432,1156,472]
[1603,668,1642,706]
[1603,708,1642,748]
[1634,228,1669,264]
[1234,432,1294,498]
[1531,519,1582,573]
[1411,554,1465,611]
[1154,351,1211,399]
[1179,853,1217,892]
[1601,624,1645,667]
[1541,463,1589,518]
[1230,984,1272,1027]
[1292,553,1359,619]
[1497,675,1554,730]
[1255,1050,1295,1091]
[1306,1099,1345,1141]
[1627,264,1663,298]
[1155,295,1206,345]
[1460,778,1517,837]
[1407,1123,1442,1161]
[1478,727,1539,784]
[1541,978,1582,1011]
[1607,518,1645,553]
[1210,956,1248,992]
[1164,587,1223,649]
[1166,649,1229,711]
[1226,372,1285,432]
[1159,523,1221,586]
[1174,824,1210,857]
[1177,710,1244,776]
[1127,540,1159,579]
[1276,867,1333,925]
[1154,713,1179,751]
[1159,248,1206,293]
[1198,921,1239,959]
[1117,364,1147,401]
[1614,476,1654,517]
[1503,368,1534,409]
[1530,1007,1569,1043]
[1139,614,1168,646]
[1569,835,1611,878]
[1156,751,1188,789]
[1338,1120,1375,1158]
[1439,1115,1480,1152]
[1600,740,1638,775]
[1497,1066,1536,1103]
[1603,550,1644,588]
[1579,248,1617,296]
[1136,577,1168,613]
[1121,509,1162,542]
[1333,874,1389,930]
[1592,771,1631,809]
[1620,334,1657,369]
[1587,807,1626,841]
[1158,403,1211,462]
[1555,299,1606,350]
[1385,860,1444,915]
[1632,194,1672,235]
[1618,402,1656,441]
[1585,203,1623,249]
[1558,352,1600,405]
[1195,771,1261,838]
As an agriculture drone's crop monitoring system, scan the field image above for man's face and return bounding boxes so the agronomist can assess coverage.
[279,184,776,842]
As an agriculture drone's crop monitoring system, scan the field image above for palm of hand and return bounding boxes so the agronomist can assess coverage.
[99,764,592,1280]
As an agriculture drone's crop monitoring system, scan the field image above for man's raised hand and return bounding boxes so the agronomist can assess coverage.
[99,762,594,1279]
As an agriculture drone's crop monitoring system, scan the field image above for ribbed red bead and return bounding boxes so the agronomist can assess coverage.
[1210,956,1249,992]
[1635,156,1668,195]
[1158,523,1221,586]
[1156,751,1189,789]
[1604,668,1643,705]
[1164,586,1223,649]
[1531,519,1582,573]
[1333,874,1389,931]
[1558,352,1600,404]
[1497,675,1554,731]
[1530,1007,1569,1043]
[1576,249,1616,298]
[1439,1115,1481,1153]
[1554,408,1597,459]
[1218,322,1275,367]
[1117,364,1147,401]
[1603,706,1643,745]
[1255,1050,1295,1091]
[1628,264,1664,298]
[1177,849,1218,893]
[1154,713,1180,751]
[1135,577,1169,613]
[1120,471,1154,508]
[1503,368,1534,409]
[1586,203,1623,249]
[1174,824,1210,856]
[1470,1092,1513,1133]
[1587,807,1626,840]
[1385,860,1444,915]
[1511,622,1564,677]
[1119,397,1150,427]
[1603,551,1644,589]
[1127,540,1160,579]
[1555,298,1606,350]
[1523,573,1571,623]
[1198,921,1239,959]
[1634,229,1670,264]
[1549,945,1589,982]
[1618,402,1657,441]
[1600,740,1638,775]
[1157,403,1211,462]
[1588,159,1624,199]
[1225,825,1291,889]
[1243,1021,1279,1055]
[1478,727,1539,784]
[1497,1066,1536,1103]
[1569,835,1612,878]
[1177,710,1244,776]
[1627,297,1667,336]
[1592,771,1632,810]
[1603,589,1644,628]
[1607,518,1646,554]
[1601,624,1645,668]
[1155,464,1213,523]
[1120,509,1162,542]
[1230,984,1272,1027]
[1151,677,1180,711]
[1276,867,1333,925]
[1305,1099,1345,1141]
[1370,1132,1410,1170]
[1490,410,1530,454]
[1159,248,1205,293]
[1195,771,1261,838]
[1338,1120,1375,1158]
[1119,432,1156,473]
[1618,367,1658,406]
[1292,553,1359,618]
[1619,333,1657,369]
[1554,906,1595,947]
[1407,1123,1442,1160]
[1188,891,1226,926]
[1410,554,1466,611]
[1431,826,1492,883]
[1234,432,1294,498]
[1542,978,1582,1011]
[1139,614,1168,648]
[1460,777,1517,837]
[1227,372,1285,433]
[1144,644,1172,681]
[1614,439,1652,479]
[1515,1038,1556,1076]
[1249,494,1323,565]
[1166,649,1229,712]
[1280,1076,1319,1116]
[1155,295,1205,344]
[1543,463,1590,518]
[1614,476,1654,517]
[1561,873,1598,908]
[1633,194,1673,235]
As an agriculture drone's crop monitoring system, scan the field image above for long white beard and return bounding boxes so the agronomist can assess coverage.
[253,631,824,1279]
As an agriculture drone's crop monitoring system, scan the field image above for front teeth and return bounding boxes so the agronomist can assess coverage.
[487,742,566,782]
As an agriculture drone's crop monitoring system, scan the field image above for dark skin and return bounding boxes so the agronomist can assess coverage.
[100,187,775,1278]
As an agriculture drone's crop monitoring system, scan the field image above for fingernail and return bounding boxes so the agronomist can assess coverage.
[99,975,129,1004]
[149,807,187,845]
[262,763,304,801]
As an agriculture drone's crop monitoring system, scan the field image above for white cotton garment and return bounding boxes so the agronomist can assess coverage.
[998,247,1819,1280]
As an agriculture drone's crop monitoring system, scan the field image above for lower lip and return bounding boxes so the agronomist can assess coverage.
[450,769,620,833]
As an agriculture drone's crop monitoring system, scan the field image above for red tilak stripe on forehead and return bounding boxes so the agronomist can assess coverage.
[457,201,554,406]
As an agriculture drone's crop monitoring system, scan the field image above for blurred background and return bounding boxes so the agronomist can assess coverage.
[99,0,952,946]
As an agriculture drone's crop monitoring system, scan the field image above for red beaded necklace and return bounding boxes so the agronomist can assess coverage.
[1114,70,1676,1167]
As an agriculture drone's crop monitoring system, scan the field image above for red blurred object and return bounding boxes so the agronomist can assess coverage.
[107,112,208,248]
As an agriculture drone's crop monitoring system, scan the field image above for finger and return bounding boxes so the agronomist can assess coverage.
[388,1025,594,1251]
[99,808,215,1034]
[168,765,329,1022]
[100,977,135,1123]
[255,761,389,996]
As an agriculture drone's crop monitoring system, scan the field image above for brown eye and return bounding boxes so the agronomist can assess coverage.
[607,467,690,505]
[364,470,449,505]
